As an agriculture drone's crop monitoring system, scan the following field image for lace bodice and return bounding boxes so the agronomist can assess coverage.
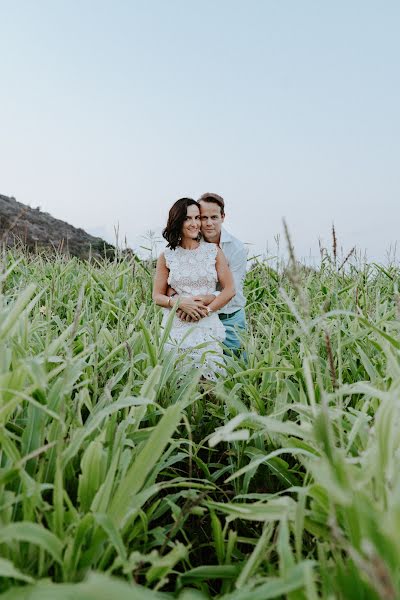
[161,241,225,381]
[164,241,218,297]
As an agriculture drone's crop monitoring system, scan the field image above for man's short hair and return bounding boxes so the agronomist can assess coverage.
[198,192,225,215]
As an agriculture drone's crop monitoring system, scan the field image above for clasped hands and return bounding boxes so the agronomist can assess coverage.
[175,296,209,322]
[167,288,214,322]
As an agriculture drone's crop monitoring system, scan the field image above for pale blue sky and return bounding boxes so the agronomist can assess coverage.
[1,1,399,262]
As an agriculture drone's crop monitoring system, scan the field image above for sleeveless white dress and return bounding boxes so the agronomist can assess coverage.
[162,241,226,381]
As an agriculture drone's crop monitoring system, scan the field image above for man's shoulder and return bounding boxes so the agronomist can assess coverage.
[221,228,247,253]
[221,227,244,246]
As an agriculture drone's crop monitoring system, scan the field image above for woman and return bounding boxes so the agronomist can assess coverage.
[153,197,236,381]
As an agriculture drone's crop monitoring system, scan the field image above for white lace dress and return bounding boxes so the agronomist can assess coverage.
[162,241,226,381]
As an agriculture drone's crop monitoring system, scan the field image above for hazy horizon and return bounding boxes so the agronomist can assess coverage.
[1,1,399,263]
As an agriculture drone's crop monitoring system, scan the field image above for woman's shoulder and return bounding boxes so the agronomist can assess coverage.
[200,240,218,252]
[200,240,218,258]
[163,245,179,266]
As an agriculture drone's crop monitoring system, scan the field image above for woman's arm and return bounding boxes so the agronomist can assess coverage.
[207,248,236,313]
[152,254,172,308]
[152,254,208,320]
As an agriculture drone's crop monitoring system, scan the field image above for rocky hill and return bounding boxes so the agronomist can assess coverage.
[0,194,115,259]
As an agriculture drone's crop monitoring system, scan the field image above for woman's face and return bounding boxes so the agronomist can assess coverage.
[181,204,201,240]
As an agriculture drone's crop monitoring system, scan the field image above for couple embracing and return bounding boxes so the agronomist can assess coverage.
[153,193,247,381]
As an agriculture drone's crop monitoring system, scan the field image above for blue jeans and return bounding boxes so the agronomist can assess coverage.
[219,308,246,354]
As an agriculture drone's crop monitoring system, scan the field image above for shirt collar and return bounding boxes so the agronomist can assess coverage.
[220,227,232,245]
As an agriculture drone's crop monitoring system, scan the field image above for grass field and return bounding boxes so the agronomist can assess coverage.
[0,243,399,599]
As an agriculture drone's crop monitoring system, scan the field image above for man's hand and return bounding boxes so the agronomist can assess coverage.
[168,293,214,321]
[177,308,195,322]
[193,294,216,306]
[177,296,214,322]
[175,297,208,321]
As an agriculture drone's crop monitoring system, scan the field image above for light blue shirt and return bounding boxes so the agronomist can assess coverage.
[216,227,247,314]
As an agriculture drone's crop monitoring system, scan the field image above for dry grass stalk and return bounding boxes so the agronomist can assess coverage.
[318,237,327,262]
[338,246,356,271]
[318,238,322,259]
[125,341,132,360]
[332,224,337,264]
[355,286,360,313]
[324,330,338,389]
[283,218,296,266]
[282,219,309,314]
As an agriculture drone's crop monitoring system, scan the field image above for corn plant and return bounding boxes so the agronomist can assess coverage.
[0,246,400,598]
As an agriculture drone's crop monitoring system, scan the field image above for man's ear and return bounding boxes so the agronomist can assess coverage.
[221,212,225,222]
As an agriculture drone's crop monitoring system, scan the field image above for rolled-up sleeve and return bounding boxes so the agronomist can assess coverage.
[228,244,247,295]
[217,232,247,312]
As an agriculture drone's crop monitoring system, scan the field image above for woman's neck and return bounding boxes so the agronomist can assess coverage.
[180,237,200,250]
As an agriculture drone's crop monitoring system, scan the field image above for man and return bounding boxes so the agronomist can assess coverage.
[198,193,247,353]
[171,193,247,353]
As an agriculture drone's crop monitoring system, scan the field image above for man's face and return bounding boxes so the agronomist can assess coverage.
[200,201,225,243]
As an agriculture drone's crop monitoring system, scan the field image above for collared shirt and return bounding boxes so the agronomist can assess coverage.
[216,227,247,314]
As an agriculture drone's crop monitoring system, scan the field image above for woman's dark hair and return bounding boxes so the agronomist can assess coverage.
[162,198,200,250]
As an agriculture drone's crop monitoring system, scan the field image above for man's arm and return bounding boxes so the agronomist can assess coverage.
[176,294,217,321]
[226,244,247,299]
[168,287,216,305]
[165,287,209,321]
[206,249,236,312]
[167,288,217,321]
[177,293,218,321]
[193,294,217,305]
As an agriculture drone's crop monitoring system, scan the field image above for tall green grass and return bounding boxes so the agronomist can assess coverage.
[0,245,400,598]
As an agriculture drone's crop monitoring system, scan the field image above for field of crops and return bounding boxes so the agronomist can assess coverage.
[0,245,400,599]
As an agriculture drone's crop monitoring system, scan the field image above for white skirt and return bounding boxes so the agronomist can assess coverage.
[161,310,226,381]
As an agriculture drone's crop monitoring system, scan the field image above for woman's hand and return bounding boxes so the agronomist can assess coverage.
[152,255,210,321]
[176,295,216,321]
[176,297,208,320]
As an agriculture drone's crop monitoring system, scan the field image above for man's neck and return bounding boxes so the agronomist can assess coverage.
[203,232,221,245]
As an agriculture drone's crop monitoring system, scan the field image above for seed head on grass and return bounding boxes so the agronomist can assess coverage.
[318,237,326,262]
[338,246,356,272]
[332,223,337,264]
[324,330,338,389]
[282,218,309,315]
